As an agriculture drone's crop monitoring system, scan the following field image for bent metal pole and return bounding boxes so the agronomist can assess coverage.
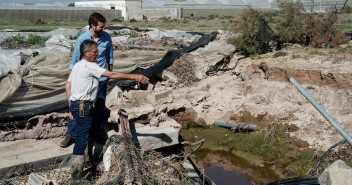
[289,77,352,146]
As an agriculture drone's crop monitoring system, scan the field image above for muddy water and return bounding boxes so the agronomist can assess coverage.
[195,148,281,185]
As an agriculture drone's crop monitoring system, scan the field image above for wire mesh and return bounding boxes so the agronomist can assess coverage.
[309,139,352,177]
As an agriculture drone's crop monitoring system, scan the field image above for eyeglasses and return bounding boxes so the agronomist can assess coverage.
[88,50,99,54]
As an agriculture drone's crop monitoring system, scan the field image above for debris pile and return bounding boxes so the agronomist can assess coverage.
[309,139,352,177]
[96,132,188,185]
[0,113,67,142]
[168,54,199,87]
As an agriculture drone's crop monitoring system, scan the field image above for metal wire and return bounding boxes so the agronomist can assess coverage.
[309,139,352,177]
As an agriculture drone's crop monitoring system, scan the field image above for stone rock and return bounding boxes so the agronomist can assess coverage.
[109,103,155,122]
[106,86,123,105]
[156,98,190,115]
[318,160,351,185]
[150,113,181,130]
[146,90,173,104]
[327,168,352,185]
[157,70,178,85]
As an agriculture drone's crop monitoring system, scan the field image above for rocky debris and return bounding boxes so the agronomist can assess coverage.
[156,70,178,87]
[0,113,68,142]
[28,173,58,185]
[168,54,199,87]
[108,103,155,123]
[1,167,71,185]
[150,113,182,129]
[310,140,352,177]
[318,160,352,185]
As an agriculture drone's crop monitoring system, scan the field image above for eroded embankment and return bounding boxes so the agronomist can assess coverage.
[166,46,352,181]
[229,47,352,151]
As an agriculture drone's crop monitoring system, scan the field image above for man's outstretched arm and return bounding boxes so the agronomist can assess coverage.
[102,71,149,84]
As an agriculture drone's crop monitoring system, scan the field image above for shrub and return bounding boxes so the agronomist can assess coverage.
[159,16,171,23]
[111,18,123,22]
[308,13,349,48]
[272,1,309,45]
[27,34,50,45]
[273,51,287,58]
[0,34,50,49]
[340,5,352,14]
[207,15,219,20]
[34,18,47,25]
[228,8,273,56]
[228,0,348,57]
[129,18,138,23]
[129,30,138,38]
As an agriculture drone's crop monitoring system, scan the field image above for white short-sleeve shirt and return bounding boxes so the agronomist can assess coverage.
[68,59,106,102]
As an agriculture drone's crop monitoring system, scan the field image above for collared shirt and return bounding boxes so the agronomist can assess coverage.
[68,59,106,102]
[69,29,114,81]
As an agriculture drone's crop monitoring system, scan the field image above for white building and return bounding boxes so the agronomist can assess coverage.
[75,0,143,21]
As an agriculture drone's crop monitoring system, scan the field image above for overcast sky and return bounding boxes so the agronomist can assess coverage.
[1,0,70,4]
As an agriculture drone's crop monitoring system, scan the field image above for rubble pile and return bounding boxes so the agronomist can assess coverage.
[0,113,68,142]
[309,139,352,177]
[167,54,199,87]
[96,132,188,185]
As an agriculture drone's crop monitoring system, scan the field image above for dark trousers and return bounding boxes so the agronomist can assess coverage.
[65,80,107,139]
[70,101,93,155]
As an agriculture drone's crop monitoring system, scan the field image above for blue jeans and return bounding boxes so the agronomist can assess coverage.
[70,101,94,155]
[91,80,107,137]
[66,80,107,138]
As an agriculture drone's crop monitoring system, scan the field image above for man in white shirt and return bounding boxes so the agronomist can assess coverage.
[66,39,148,182]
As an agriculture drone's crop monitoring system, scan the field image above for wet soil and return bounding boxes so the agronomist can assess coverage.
[195,148,280,184]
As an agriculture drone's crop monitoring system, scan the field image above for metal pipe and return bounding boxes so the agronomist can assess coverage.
[289,77,352,146]
[214,121,256,131]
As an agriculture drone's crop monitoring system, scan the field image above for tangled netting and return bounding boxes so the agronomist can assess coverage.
[95,132,191,185]
[168,54,199,87]
[309,139,352,177]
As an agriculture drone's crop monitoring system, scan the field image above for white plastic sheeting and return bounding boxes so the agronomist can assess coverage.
[0,51,70,112]
[146,29,201,42]
[45,34,75,53]
[190,33,236,78]
[0,54,20,78]
[114,50,167,73]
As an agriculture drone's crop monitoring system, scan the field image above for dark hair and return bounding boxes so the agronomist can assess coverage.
[80,39,97,57]
[88,12,106,28]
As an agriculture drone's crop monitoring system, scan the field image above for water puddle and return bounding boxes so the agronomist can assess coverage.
[205,166,254,185]
[195,148,281,185]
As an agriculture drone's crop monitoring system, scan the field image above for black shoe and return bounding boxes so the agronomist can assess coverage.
[60,136,75,148]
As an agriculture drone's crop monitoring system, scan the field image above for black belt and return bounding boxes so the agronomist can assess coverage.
[72,100,93,105]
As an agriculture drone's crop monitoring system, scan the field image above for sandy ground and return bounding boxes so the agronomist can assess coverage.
[155,45,352,151]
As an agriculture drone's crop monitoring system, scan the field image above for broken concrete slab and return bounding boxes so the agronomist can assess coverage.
[0,126,179,179]
[132,126,179,150]
[109,103,155,122]
[146,89,173,104]
[0,138,72,179]
[125,90,150,100]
